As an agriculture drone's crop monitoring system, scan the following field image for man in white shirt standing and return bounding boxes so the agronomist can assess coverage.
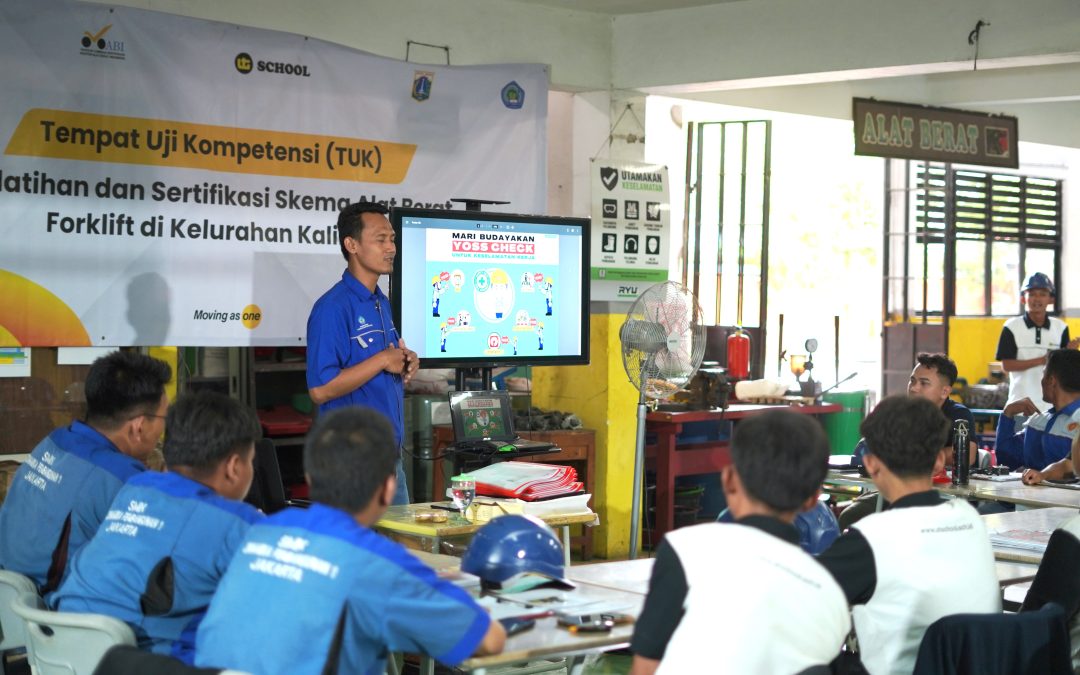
[996,272,1077,412]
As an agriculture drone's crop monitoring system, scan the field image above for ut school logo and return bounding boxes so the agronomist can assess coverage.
[235,53,253,74]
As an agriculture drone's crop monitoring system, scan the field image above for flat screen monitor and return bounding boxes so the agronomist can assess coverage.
[390,208,590,368]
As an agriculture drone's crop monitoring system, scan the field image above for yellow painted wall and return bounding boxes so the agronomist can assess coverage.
[148,346,178,402]
[949,317,1080,385]
[533,314,638,559]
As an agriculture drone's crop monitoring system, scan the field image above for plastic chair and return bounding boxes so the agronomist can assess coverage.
[11,592,135,675]
[0,570,37,674]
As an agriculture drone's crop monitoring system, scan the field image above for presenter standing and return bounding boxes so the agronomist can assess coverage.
[307,202,418,504]
[996,272,1077,413]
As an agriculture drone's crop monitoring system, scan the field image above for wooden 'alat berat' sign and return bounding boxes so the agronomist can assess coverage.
[853,98,1018,169]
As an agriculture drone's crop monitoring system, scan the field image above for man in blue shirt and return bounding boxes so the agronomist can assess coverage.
[52,391,263,663]
[0,350,170,593]
[195,407,505,674]
[307,202,419,504]
[997,349,1080,482]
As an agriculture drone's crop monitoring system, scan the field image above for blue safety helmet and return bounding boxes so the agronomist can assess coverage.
[1021,272,1055,296]
[795,499,841,555]
[717,497,840,556]
[461,515,573,589]
[852,438,869,466]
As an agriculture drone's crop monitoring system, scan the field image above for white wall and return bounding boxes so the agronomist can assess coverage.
[85,0,614,90]
[613,0,1080,91]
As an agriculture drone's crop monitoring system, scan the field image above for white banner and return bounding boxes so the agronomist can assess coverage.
[589,160,670,301]
[0,0,547,346]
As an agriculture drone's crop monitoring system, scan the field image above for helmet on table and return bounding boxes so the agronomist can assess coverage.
[1021,272,1055,296]
[461,515,572,590]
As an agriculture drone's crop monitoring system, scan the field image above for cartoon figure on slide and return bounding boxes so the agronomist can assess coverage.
[537,322,544,351]
[440,322,449,353]
[513,336,518,356]
[540,277,554,316]
[431,276,447,317]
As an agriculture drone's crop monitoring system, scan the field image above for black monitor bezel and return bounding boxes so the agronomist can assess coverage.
[389,207,591,369]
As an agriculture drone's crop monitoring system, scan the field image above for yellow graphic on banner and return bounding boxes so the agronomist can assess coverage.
[241,304,262,330]
[5,109,416,184]
[0,269,91,346]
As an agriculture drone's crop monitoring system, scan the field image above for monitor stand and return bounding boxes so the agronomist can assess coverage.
[455,367,493,391]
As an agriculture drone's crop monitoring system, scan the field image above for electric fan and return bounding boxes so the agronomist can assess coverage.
[620,281,706,559]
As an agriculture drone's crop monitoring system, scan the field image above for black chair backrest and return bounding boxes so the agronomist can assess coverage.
[912,603,1071,675]
[1021,527,1080,620]
[244,438,288,514]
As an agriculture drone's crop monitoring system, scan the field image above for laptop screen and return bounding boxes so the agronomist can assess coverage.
[448,391,516,442]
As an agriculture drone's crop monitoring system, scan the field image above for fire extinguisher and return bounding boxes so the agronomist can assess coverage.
[727,328,751,379]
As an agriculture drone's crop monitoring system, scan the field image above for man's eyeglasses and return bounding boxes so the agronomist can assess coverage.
[132,413,167,422]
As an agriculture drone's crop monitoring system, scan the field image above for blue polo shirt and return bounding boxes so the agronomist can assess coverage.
[195,503,490,674]
[307,270,404,447]
[0,422,145,592]
[995,398,1080,471]
[52,471,262,663]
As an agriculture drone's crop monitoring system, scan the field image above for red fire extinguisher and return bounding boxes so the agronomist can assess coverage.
[727,328,751,379]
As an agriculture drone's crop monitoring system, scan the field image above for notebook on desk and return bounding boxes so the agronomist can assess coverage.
[448,391,556,455]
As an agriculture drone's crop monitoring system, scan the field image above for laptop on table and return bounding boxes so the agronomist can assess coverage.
[448,390,556,456]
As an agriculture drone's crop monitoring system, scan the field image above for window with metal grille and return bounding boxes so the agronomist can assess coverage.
[912,164,1062,317]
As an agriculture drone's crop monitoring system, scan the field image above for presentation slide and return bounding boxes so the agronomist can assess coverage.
[425,227,560,358]
[397,213,584,362]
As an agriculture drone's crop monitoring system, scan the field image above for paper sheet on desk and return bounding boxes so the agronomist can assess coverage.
[989,529,1051,553]
[477,587,637,620]
[970,473,1023,482]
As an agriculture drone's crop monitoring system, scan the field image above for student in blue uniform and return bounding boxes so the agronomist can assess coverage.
[0,350,170,593]
[306,201,419,504]
[52,391,262,663]
[630,410,850,675]
[818,396,1001,675]
[195,407,505,674]
[1000,349,1080,483]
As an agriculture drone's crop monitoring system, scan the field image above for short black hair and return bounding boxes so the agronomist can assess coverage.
[84,350,172,429]
[163,391,260,473]
[336,201,390,261]
[860,395,949,479]
[304,407,397,512]
[1046,349,1080,393]
[915,352,959,386]
[730,409,830,511]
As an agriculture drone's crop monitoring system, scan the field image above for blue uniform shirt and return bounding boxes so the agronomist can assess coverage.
[195,503,490,674]
[52,471,262,663]
[995,398,1080,471]
[307,271,404,447]
[0,422,145,591]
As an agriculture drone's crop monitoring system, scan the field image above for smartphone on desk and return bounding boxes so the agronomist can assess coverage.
[499,616,537,636]
[555,613,621,633]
